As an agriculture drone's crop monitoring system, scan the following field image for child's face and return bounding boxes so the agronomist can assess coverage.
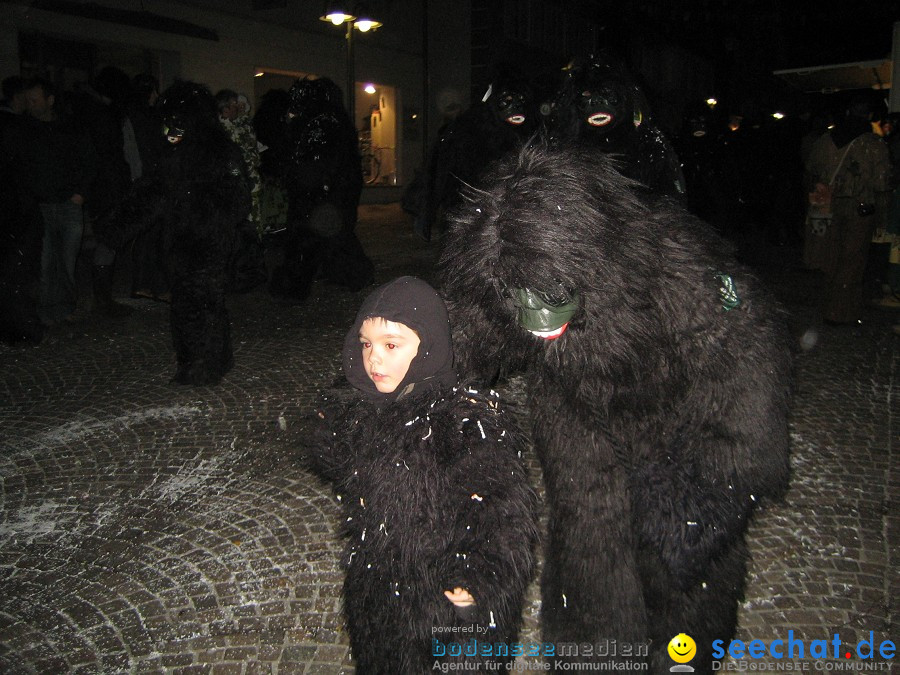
[359,318,421,393]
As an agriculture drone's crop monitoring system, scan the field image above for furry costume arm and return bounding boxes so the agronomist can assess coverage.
[299,387,362,486]
[96,172,168,250]
[438,394,539,630]
[215,144,253,224]
[628,330,792,587]
[184,143,251,238]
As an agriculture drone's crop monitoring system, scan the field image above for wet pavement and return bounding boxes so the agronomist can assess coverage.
[0,203,896,673]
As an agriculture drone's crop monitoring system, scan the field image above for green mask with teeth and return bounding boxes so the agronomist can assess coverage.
[509,287,580,333]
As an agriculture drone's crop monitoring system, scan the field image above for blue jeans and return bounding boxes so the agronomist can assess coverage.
[38,202,84,324]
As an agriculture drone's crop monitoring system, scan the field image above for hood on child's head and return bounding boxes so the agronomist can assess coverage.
[343,276,456,402]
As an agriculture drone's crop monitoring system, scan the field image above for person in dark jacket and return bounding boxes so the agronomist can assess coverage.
[126,72,170,303]
[7,77,97,326]
[0,75,45,342]
[302,276,539,673]
[72,66,135,317]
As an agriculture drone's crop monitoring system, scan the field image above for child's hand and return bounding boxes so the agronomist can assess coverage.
[444,587,475,607]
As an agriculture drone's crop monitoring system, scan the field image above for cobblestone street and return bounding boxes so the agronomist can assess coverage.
[0,203,896,673]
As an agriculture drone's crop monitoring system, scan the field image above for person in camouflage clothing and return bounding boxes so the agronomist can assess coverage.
[217,89,266,292]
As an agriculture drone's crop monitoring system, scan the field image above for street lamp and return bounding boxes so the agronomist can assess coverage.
[320,3,382,131]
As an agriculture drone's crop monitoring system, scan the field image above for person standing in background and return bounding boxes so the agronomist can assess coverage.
[73,66,135,318]
[8,77,97,326]
[805,96,891,325]
[126,72,170,303]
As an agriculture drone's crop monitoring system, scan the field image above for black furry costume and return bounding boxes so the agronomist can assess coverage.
[102,81,250,385]
[412,68,539,241]
[269,77,373,301]
[440,145,792,672]
[303,277,538,673]
[546,53,686,201]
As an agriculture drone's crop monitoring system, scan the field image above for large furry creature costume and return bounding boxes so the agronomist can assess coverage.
[441,144,792,672]
[303,277,538,673]
[270,77,373,301]
[103,81,250,385]
[412,67,539,241]
[546,53,686,201]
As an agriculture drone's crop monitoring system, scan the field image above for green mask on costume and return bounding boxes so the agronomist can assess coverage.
[509,287,580,339]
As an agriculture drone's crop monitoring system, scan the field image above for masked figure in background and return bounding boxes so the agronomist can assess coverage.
[546,53,686,201]
[269,77,373,301]
[675,101,746,239]
[100,80,250,385]
[411,65,540,241]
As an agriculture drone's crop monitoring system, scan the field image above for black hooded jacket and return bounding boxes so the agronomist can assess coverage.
[302,277,539,673]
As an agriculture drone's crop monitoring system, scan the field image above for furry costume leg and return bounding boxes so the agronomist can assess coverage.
[170,265,232,385]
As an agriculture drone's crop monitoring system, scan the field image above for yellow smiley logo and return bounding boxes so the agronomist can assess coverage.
[667,633,697,663]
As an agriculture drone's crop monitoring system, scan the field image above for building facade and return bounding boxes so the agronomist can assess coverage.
[0,0,472,203]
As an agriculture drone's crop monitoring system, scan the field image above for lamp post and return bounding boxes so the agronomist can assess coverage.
[320,4,382,131]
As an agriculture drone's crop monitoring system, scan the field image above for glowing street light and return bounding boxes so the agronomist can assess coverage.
[319,4,382,130]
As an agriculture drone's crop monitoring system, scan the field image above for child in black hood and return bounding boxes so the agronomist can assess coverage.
[304,276,539,673]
